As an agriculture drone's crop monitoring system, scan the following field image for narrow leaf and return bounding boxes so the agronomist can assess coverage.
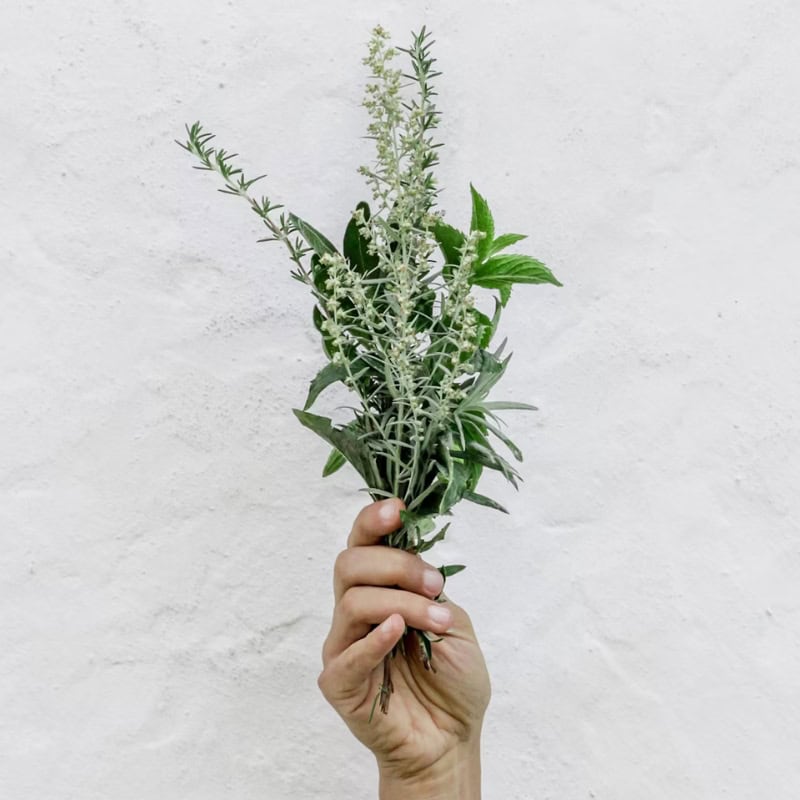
[483,400,539,411]
[289,213,338,257]
[322,447,346,477]
[439,564,466,579]
[463,490,509,514]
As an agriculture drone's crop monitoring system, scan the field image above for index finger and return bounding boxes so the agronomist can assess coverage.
[347,497,405,548]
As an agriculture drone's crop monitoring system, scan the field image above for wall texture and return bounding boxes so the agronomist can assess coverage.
[2,1,799,798]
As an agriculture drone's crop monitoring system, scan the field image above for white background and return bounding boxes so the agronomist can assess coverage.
[2,1,799,798]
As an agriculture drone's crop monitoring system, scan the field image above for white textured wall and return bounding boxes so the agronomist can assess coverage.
[2,1,799,798]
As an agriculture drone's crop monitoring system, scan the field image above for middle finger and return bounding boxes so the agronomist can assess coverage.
[333,545,444,602]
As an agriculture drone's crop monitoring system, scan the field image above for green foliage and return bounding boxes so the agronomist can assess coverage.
[177,23,562,705]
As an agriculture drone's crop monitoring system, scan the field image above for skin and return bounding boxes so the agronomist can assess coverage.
[317,497,491,799]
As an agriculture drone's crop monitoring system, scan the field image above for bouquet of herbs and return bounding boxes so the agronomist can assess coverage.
[177,25,561,714]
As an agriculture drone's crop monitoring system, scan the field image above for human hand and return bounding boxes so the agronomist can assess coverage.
[317,498,491,799]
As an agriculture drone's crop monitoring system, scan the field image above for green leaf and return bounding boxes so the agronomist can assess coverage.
[460,349,511,406]
[480,417,524,461]
[439,564,466,579]
[312,305,334,359]
[343,201,378,273]
[472,254,563,289]
[417,522,450,554]
[438,453,470,514]
[498,284,512,307]
[469,307,494,349]
[303,361,348,410]
[482,400,538,411]
[433,218,466,280]
[469,184,494,260]
[292,409,376,485]
[487,232,527,257]
[451,440,521,488]
[289,213,338,257]
[322,447,346,477]
[463,490,509,514]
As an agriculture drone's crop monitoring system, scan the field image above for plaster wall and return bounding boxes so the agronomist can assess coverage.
[2,1,799,797]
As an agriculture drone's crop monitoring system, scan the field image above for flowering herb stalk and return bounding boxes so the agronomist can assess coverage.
[177,25,561,716]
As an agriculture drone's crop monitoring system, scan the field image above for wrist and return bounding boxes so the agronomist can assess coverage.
[378,739,481,800]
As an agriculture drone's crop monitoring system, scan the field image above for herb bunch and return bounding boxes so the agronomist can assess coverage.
[177,25,561,716]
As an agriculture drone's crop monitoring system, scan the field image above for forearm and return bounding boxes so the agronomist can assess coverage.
[378,740,481,800]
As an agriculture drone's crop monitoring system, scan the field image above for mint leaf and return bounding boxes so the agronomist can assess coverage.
[487,232,527,257]
[472,254,562,289]
[469,184,494,260]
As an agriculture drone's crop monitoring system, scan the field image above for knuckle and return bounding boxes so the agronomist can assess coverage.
[316,667,330,698]
[338,586,360,619]
[333,548,352,580]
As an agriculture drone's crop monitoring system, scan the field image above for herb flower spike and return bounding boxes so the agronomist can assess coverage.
[177,24,562,716]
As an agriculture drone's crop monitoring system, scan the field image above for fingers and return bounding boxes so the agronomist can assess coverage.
[333,545,444,602]
[347,497,405,547]
[318,613,405,705]
[323,585,453,665]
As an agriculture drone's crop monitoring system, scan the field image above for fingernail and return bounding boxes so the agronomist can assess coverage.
[423,568,444,596]
[428,604,452,629]
[378,499,398,523]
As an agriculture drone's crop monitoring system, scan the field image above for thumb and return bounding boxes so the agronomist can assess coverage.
[318,614,405,706]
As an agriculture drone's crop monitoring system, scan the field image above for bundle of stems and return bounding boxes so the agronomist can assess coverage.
[177,24,561,716]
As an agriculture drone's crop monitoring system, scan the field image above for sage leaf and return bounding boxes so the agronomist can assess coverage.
[292,409,375,486]
[289,212,338,257]
[303,361,348,410]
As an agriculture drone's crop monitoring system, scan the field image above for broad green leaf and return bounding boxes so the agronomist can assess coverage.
[303,361,348,410]
[292,409,376,485]
[289,213,338,257]
[487,232,527,257]
[311,253,328,294]
[312,305,334,359]
[472,254,563,288]
[322,447,346,477]
[343,201,378,273]
[469,307,494,349]
[433,218,466,279]
[463,490,509,514]
[469,184,494,260]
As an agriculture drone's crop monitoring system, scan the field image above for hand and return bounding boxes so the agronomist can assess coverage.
[317,498,491,799]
